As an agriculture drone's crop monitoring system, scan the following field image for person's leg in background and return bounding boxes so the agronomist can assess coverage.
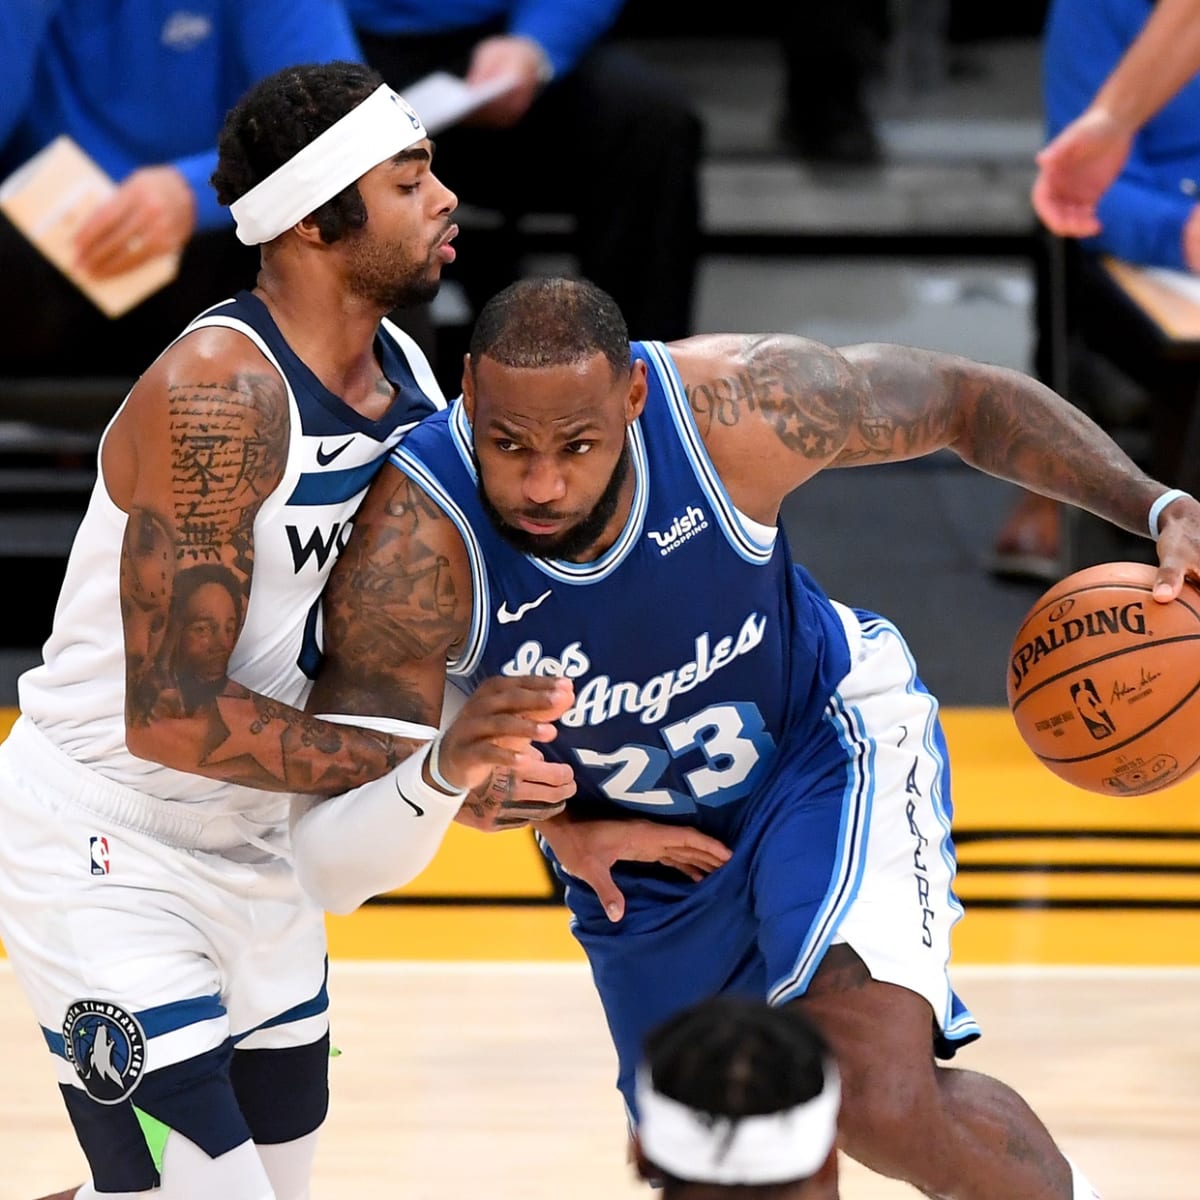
[531,42,703,342]
[777,0,886,164]
[988,234,1158,580]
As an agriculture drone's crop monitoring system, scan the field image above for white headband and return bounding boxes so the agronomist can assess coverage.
[635,1061,840,1186]
[230,84,427,245]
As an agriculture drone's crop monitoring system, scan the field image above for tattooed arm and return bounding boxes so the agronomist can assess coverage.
[671,333,1181,542]
[105,331,416,793]
[309,458,468,726]
[309,459,576,828]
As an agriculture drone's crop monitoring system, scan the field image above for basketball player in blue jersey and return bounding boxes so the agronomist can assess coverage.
[2,62,602,1200]
[309,276,1200,1198]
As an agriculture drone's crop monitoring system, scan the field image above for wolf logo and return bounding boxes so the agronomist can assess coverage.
[62,999,147,1104]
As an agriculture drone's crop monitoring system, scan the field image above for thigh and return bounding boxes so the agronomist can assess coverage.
[568,857,764,1116]
[759,610,979,1053]
[791,943,945,1131]
[0,746,328,1186]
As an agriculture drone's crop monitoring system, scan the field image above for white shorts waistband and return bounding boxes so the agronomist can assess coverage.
[4,716,284,852]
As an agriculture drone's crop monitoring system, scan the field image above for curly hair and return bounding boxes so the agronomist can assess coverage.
[641,995,833,1199]
[211,60,383,243]
[467,276,630,378]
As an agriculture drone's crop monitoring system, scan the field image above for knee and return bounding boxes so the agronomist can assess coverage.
[836,1058,950,1180]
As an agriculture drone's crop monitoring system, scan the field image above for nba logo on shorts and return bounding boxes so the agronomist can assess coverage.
[90,835,110,876]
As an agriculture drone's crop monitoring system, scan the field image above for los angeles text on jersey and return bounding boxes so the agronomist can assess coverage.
[501,612,768,725]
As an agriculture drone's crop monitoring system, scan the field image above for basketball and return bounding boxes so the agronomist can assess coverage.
[1006,561,1200,796]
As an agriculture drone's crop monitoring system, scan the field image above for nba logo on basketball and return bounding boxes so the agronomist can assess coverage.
[1008,561,1200,795]
[89,835,110,876]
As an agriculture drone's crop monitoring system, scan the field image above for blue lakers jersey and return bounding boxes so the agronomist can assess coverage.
[392,341,852,841]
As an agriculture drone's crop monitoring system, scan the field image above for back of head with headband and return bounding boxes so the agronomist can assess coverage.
[636,996,840,1190]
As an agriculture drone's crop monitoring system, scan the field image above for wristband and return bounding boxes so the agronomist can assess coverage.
[396,739,468,805]
[426,733,463,796]
[1148,489,1191,539]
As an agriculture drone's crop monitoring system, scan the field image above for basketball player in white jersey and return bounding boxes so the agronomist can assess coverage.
[307,277,1200,1197]
[1,62,596,1200]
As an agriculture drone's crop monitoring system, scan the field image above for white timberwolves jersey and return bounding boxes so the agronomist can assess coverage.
[19,291,444,809]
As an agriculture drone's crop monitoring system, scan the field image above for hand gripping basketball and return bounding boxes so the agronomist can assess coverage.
[1007,561,1200,796]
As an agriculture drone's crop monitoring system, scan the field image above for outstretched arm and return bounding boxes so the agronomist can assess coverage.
[835,342,1200,599]
[671,333,1200,598]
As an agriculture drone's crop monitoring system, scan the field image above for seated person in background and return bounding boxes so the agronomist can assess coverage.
[0,0,363,385]
[1032,0,1200,237]
[777,0,885,165]
[635,995,840,1199]
[346,0,703,385]
[991,0,1200,580]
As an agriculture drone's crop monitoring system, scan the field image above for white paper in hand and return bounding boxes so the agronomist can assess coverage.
[0,136,180,317]
[399,71,521,134]
[1142,266,1200,306]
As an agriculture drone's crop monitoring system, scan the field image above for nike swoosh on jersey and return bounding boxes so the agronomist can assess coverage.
[394,776,424,817]
[497,589,553,624]
[316,438,354,466]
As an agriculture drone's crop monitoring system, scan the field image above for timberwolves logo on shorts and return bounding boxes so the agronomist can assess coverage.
[62,999,147,1103]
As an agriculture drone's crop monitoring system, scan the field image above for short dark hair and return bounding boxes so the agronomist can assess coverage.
[211,60,383,243]
[642,996,833,1199]
[468,277,630,377]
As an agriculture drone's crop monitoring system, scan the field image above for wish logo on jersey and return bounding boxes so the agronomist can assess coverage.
[501,613,768,726]
[62,999,147,1104]
[646,504,708,556]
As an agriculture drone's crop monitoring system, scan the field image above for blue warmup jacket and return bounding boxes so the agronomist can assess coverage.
[1045,0,1200,269]
[0,0,363,232]
[345,0,624,79]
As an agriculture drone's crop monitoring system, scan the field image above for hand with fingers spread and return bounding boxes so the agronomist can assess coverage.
[73,165,196,279]
[540,812,732,923]
[433,674,575,795]
[456,745,576,832]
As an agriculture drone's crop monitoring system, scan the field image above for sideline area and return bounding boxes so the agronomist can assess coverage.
[3,707,1198,965]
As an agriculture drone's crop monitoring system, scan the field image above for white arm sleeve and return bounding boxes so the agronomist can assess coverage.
[290,715,466,914]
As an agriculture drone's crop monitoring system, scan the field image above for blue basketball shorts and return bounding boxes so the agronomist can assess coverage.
[554,605,982,1114]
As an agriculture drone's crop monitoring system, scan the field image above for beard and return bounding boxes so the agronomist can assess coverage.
[344,230,442,311]
[477,440,632,561]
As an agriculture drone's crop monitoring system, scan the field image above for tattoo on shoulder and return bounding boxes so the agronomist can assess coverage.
[167,371,287,564]
[684,335,853,459]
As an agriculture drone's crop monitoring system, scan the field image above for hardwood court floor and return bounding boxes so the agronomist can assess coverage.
[5,961,1199,1200]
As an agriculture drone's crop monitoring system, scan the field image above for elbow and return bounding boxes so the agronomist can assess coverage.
[293,853,371,916]
[124,720,171,768]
